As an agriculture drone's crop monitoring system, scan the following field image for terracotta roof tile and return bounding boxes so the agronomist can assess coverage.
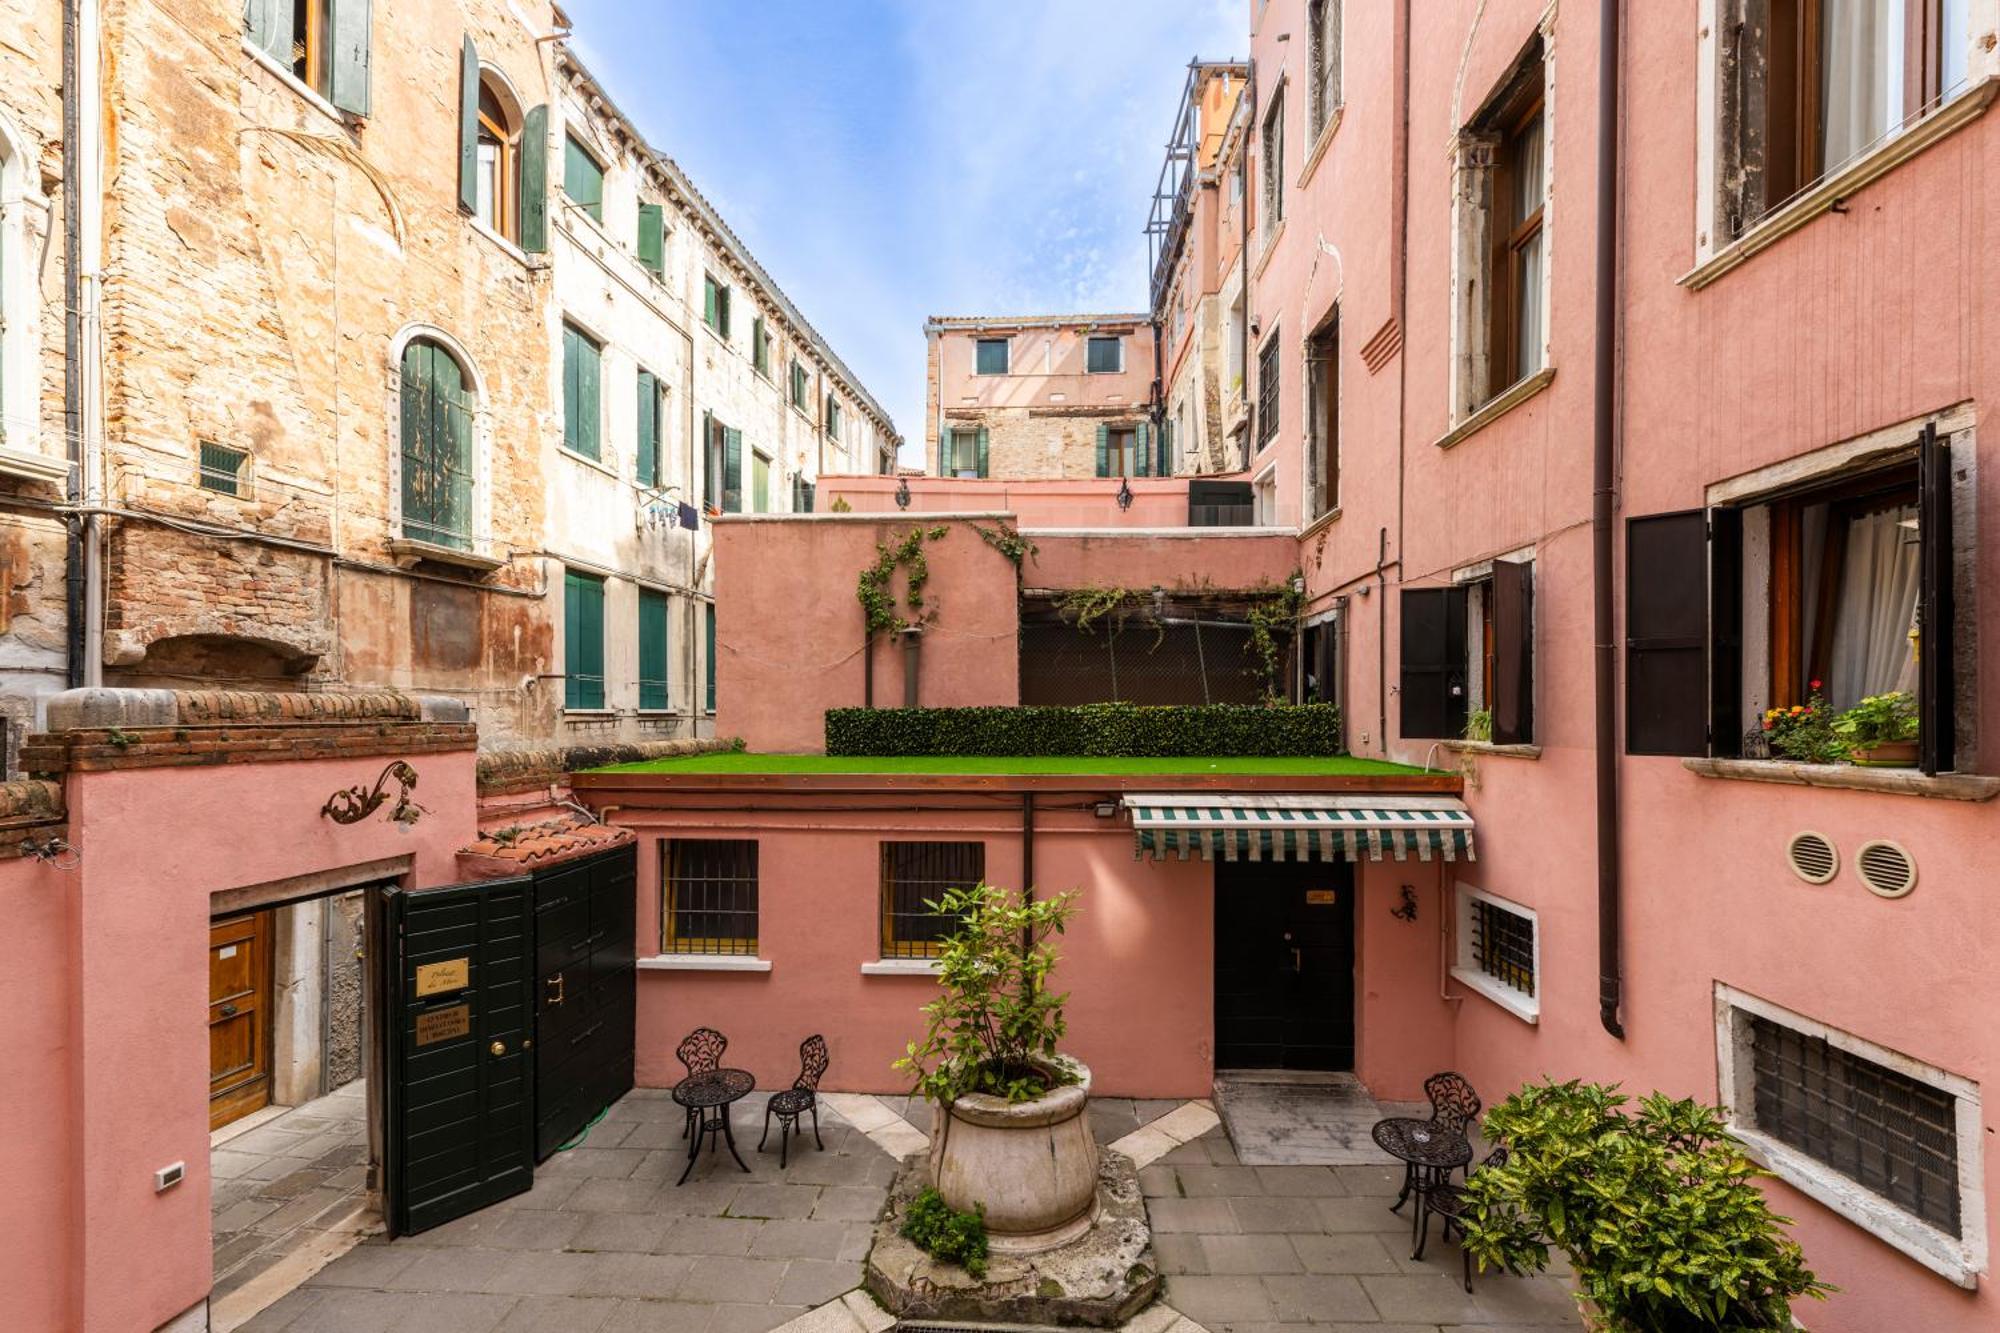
[458,817,635,879]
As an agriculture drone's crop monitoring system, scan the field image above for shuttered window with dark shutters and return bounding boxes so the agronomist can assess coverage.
[1489,558,1534,745]
[1624,510,1711,756]
[1399,586,1469,739]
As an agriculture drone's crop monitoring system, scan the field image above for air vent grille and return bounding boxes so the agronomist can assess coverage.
[1785,831,1838,885]
[1855,840,1917,898]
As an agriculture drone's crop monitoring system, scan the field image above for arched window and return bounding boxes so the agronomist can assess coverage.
[475,73,522,242]
[399,338,475,549]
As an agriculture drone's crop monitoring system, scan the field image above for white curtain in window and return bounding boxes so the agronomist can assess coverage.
[1821,0,1904,174]
[1513,114,1546,376]
[1942,0,1970,96]
[1827,504,1920,709]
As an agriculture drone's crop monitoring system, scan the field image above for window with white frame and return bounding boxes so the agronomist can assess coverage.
[1451,36,1549,418]
[1715,984,1984,1286]
[1452,886,1538,1021]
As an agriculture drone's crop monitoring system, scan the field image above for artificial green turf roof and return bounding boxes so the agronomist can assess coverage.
[589,753,1426,776]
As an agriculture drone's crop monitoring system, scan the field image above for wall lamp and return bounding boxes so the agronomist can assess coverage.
[894,476,912,509]
[1116,477,1134,511]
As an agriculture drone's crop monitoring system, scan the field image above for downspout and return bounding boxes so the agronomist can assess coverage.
[77,0,104,689]
[1593,0,1626,1040]
[1375,526,1388,755]
[60,0,83,689]
[1237,67,1254,472]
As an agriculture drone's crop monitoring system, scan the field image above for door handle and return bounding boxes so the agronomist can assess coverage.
[490,1040,508,1057]
[218,1003,239,1017]
[1291,948,1302,974]
[545,973,565,1006]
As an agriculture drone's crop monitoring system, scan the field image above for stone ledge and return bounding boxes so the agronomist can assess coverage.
[42,688,466,731]
[865,1150,1159,1329]
[21,722,476,776]
[1441,738,1543,760]
[1681,757,2000,802]
[476,736,734,794]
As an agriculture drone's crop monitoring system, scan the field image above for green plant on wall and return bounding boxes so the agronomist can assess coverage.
[969,520,1036,572]
[858,525,950,636]
[1460,1079,1830,1331]
[1054,584,1132,635]
[1464,708,1493,743]
[1245,573,1305,703]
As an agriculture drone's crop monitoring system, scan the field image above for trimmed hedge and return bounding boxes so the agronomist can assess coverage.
[824,703,1345,758]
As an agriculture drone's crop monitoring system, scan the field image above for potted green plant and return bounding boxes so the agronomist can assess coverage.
[1832,691,1919,767]
[1459,1080,1830,1332]
[895,884,1094,1254]
[1760,683,1844,764]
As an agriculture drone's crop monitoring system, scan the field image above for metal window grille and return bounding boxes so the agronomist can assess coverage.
[665,839,759,956]
[1469,898,1535,997]
[879,842,983,959]
[198,442,250,497]
[1749,1015,1961,1236]
[1258,335,1281,444]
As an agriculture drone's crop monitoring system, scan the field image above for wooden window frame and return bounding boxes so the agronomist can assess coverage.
[662,839,758,956]
[563,132,605,225]
[476,80,520,243]
[878,841,983,960]
[292,0,332,99]
[1486,66,1545,394]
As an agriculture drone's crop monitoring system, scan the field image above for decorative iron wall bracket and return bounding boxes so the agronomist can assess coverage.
[322,760,425,827]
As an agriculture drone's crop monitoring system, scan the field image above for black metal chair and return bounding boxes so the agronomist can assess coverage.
[1414,1146,1510,1292]
[759,1034,829,1168]
[1374,1070,1483,1213]
[676,1027,728,1140]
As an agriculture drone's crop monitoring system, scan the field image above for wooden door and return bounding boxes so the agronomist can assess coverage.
[1213,861,1356,1071]
[534,846,636,1161]
[209,910,274,1130]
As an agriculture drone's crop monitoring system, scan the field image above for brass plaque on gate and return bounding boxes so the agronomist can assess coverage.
[1305,889,1338,905]
[414,1004,471,1046]
[415,957,470,996]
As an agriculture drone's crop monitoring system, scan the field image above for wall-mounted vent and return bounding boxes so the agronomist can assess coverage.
[1785,831,1838,885]
[1855,840,1917,898]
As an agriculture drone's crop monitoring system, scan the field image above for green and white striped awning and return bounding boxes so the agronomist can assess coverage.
[1129,794,1475,863]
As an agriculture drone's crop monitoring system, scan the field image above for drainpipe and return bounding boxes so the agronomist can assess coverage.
[60,0,83,689]
[1375,526,1388,756]
[1592,0,1626,1041]
[1237,67,1254,472]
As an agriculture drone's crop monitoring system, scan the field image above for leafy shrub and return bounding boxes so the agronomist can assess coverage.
[1832,690,1918,751]
[825,702,1344,757]
[1460,1079,1830,1332]
[895,883,1080,1106]
[900,1186,989,1278]
[1761,684,1844,764]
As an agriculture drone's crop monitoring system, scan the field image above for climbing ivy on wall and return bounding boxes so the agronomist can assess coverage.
[969,521,1036,572]
[858,526,950,635]
[1245,573,1305,702]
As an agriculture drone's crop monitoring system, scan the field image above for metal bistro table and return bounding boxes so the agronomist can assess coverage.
[673,1067,756,1185]
[1372,1117,1474,1251]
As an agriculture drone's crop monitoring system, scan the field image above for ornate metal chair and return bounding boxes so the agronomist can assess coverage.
[675,1027,728,1139]
[1414,1146,1510,1291]
[1372,1070,1483,1214]
[759,1034,829,1168]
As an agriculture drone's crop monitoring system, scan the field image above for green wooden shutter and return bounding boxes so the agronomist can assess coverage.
[638,589,669,710]
[561,326,579,452]
[564,570,605,709]
[520,105,549,253]
[976,427,990,478]
[328,0,372,116]
[723,427,743,512]
[635,370,658,486]
[939,429,955,476]
[1135,423,1151,477]
[578,333,600,459]
[457,37,479,214]
[718,286,731,338]
[701,411,717,508]
[705,603,717,713]
[704,277,718,329]
[1095,423,1109,477]
[637,203,665,275]
[245,0,292,62]
[564,135,604,222]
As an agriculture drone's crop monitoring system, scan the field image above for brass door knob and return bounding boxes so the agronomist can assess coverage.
[490,1040,507,1056]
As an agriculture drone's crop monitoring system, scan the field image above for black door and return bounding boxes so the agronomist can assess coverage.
[1214,860,1355,1070]
[383,875,535,1237]
[534,845,637,1160]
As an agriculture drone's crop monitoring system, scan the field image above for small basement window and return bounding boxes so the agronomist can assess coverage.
[879,841,982,960]
[1716,985,1984,1285]
[1452,886,1538,1021]
[664,839,758,956]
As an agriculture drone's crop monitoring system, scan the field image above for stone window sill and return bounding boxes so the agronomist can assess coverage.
[638,954,772,973]
[1681,757,2000,802]
[563,708,615,719]
[1450,966,1539,1025]
[1300,505,1343,541]
[469,218,537,271]
[1253,219,1286,283]
[0,444,70,486]
[1683,78,1999,291]
[559,447,619,480]
[1435,366,1556,451]
[1296,106,1343,191]
[240,38,353,131]
[385,538,505,573]
[860,959,941,977]
[1442,739,1542,760]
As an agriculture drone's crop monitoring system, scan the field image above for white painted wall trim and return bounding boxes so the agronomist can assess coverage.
[638,953,772,973]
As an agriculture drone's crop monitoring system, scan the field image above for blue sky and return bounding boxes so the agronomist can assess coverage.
[562,0,1246,462]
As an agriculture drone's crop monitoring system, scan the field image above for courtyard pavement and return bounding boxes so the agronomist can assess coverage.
[238,1089,1578,1333]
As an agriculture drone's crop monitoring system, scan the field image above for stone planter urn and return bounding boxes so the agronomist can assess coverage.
[929,1056,1099,1253]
